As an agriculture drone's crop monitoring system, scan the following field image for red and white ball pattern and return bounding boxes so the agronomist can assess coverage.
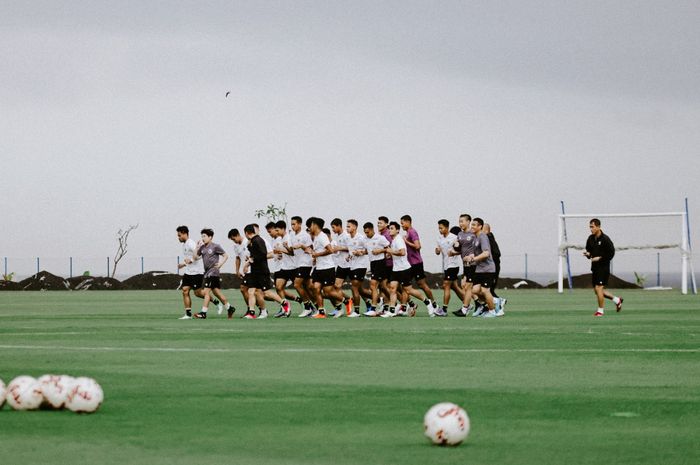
[423,402,470,446]
[6,376,44,411]
[65,377,104,413]
[38,374,76,409]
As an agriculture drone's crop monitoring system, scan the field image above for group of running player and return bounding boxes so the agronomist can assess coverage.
[175,213,507,320]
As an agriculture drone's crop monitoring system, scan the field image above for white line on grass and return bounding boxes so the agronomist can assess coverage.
[611,411,641,418]
[0,326,506,336]
[0,344,697,354]
[2,326,696,339]
[0,331,98,336]
[1,328,691,338]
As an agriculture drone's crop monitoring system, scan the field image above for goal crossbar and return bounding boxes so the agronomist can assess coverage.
[559,212,685,219]
[560,243,681,251]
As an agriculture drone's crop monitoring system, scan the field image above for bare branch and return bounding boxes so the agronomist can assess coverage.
[112,223,139,278]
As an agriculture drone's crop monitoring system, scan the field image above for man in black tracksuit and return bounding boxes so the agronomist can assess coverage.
[483,224,501,298]
[243,224,290,319]
[584,218,623,317]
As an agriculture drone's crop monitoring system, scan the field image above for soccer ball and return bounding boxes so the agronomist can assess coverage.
[423,402,470,446]
[38,374,76,409]
[0,378,6,409]
[6,376,43,410]
[66,377,103,413]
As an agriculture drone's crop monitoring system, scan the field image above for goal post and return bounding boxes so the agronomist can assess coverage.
[557,211,696,294]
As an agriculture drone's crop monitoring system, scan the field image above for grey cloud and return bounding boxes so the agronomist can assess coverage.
[3,1,700,104]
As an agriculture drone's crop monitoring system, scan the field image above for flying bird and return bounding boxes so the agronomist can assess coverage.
[225,91,231,98]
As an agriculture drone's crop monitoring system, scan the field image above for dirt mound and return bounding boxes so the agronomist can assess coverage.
[121,272,242,290]
[1,271,243,291]
[1,271,638,292]
[545,274,641,289]
[122,271,183,290]
[498,277,544,289]
[220,273,240,289]
[0,280,22,291]
[67,276,124,291]
[423,272,542,289]
[19,271,70,291]
[422,272,442,289]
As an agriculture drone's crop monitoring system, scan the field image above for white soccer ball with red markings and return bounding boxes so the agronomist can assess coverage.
[38,374,76,409]
[423,402,470,446]
[6,375,44,410]
[0,378,6,409]
[66,377,103,413]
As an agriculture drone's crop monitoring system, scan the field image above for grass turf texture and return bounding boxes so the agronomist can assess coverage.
[0,289,698,465]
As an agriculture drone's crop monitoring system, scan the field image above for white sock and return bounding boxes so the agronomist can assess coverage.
[225,302,231,309]
[201,307,208,313]
[597,308,604,313]
[612,296,620,304]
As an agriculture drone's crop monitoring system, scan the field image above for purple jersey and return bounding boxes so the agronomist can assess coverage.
[405,228,423,265]
[380,228,393,267]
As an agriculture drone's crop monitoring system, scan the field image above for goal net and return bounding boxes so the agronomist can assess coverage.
[557,212,696,294]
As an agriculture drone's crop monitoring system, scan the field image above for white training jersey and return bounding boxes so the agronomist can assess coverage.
[290,229,313,268]
[438,233,462,271]
[390,235,411,272]
[333,231,351,269]
[279,233,296,271]
[232,238,250,275]
[365,233,390,262]
[271,236,284,272]
[347,232,370,270]
[182,238,205,275]
[313,233,335,270]
[264,237,280,273]
[331,239,343,268]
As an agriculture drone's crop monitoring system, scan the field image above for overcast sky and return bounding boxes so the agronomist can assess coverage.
[1,1,699,279]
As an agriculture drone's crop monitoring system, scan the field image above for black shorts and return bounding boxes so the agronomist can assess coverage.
[295,266,312,279]
[312,268,336,287]
[335,266,350,280]
[240,274,250,287]
[463,265,476,283]
[248,273,272,291]
[592,267,610,287]
[349,268,367,282]
[370,260,389,281]
[390,268,413,287]
[410,262,426,281]
[474,272,495,289]
[443,267,460,282]
[274,269,294,282]
[203,276,221,290]
[181,273,204,290]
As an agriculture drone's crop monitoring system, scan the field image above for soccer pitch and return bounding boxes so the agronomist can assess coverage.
[0,289,698,465]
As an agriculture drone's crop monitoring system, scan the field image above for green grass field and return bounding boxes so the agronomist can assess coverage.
[0,289,698,465]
